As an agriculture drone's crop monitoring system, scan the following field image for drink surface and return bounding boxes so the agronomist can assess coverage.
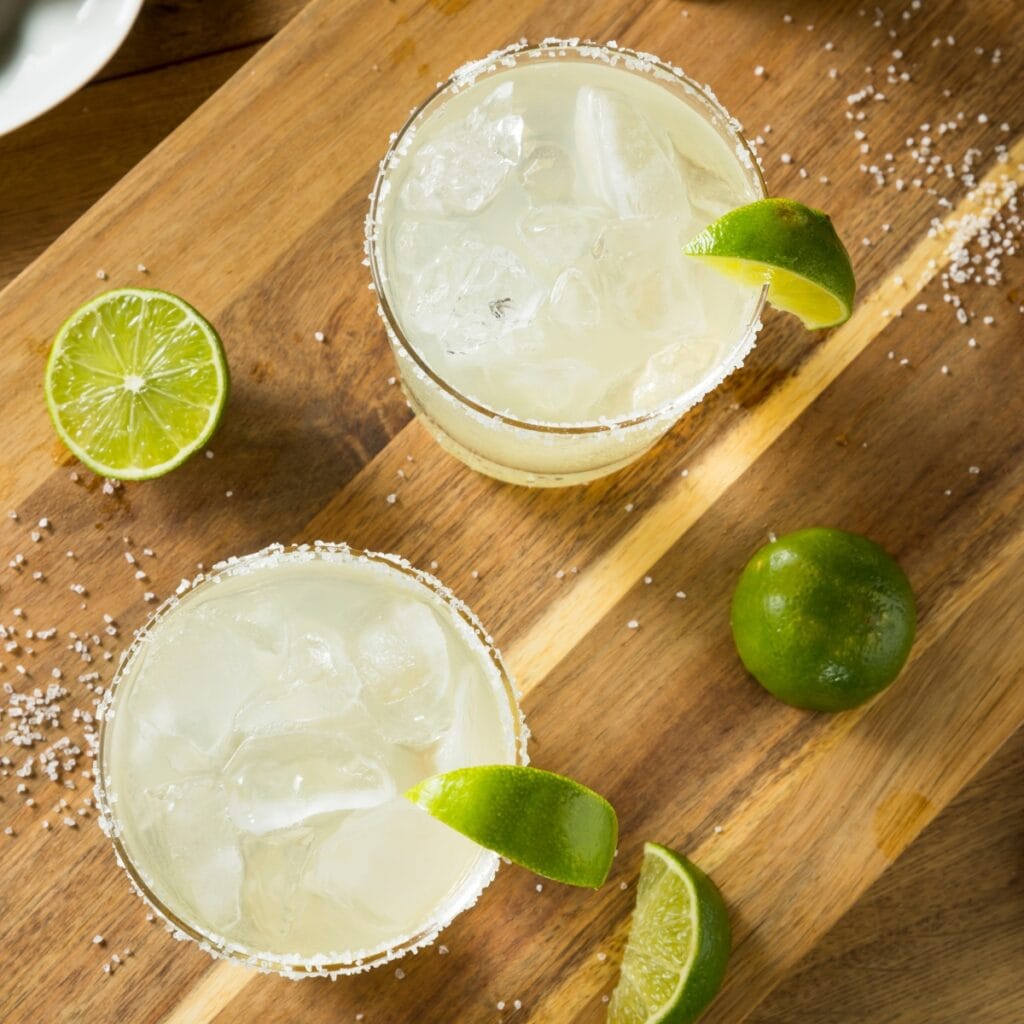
[101,548,520,967]
[377,52,762,425]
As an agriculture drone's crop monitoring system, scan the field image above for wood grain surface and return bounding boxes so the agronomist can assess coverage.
[0,1,1022,1023]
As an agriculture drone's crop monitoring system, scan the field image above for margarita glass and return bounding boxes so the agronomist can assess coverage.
[367,40,766,486]
[97,543,526,977]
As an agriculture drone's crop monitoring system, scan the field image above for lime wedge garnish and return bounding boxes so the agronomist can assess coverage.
[684,198,856,329]
[608,843,731,1024]
[405,765,617,889]
[45,288,229,480]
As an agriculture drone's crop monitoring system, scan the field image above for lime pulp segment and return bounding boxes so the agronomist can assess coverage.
[406,765,618,889]
[608,843,731,1024]
[45,288,228,480]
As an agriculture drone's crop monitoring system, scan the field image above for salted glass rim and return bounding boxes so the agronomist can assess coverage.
[366,39,769,436]
[95,541,527,979]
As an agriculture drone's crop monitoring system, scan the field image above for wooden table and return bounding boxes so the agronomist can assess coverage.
[1,1,1021,1021]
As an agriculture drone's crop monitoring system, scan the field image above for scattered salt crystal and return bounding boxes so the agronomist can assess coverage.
[96,270,107,280]
[968,466,980,474]
[754,65,765,77]
[394,968,405,980]
[385,493,397,505]
[627,620,639,630]
[780,153,793,164]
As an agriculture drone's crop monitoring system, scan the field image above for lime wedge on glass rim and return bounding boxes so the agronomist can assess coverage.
[45,288,229,480]
[684,198,856,329]
[405,765,618,889]
[608,843,731,1024]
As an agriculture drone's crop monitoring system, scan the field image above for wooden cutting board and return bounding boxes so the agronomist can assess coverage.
[0,1,1021,1022]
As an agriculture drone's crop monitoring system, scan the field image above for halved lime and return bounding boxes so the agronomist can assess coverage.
[405,765,617,889]
[684,198,855,329]
[45,288,229,480]
[608,843,731,1024]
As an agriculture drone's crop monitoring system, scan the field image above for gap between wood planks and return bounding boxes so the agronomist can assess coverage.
[158,137,1024,1024]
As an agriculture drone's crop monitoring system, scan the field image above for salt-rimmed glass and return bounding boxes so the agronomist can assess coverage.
[366,40,768,487]
[96,542,527,979]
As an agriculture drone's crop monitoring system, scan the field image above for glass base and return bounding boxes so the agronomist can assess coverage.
[409,395,651,487]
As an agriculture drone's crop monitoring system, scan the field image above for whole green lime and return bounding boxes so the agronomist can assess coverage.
[731,528,915,712]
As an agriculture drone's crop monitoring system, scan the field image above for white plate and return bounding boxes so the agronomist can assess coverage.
[0,0,144,136]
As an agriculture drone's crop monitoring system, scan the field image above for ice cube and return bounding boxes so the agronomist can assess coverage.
[677,152,745,227]
[594,219,706,337]
[517,204,605,271]
[547,267,601,327]
[223,729,396,835]
[127,603,283,757]
[302,799,485,948]
[237,826,316,947]
[432,666,510,772]
[390,218,466,284]
[354,599,455,748]
[126,718,218,793]
[234,630,362,735]
[574,86,691,220]
[630,340,718,411]
[409,241,544,356]
[519,142,574,202]
[146,777,243,934]
[401,84,523,217]
[497,355,606,423]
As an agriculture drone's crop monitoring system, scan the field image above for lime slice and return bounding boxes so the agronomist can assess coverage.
[684,198,855,329]
[405,765,617,889]
[608,843,731,1024]
[731,527,916,712]
[45,288,229,480]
